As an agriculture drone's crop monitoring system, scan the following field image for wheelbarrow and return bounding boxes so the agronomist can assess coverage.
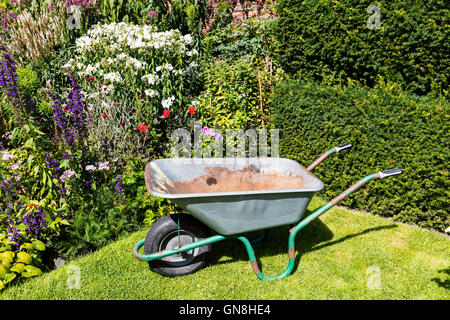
[133,143,402,280]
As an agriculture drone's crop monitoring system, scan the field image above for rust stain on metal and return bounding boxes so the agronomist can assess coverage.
[164,166,306,194]
[144,164,154,193]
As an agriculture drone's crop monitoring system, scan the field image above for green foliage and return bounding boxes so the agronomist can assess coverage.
[151,0,208,50]
[0,234,46,291]
[59,170,179,257]
[270,77,449,232]
[33,41,77,97]
[60,186,135,257]
[273,0,450,95]
[196,57,271,130]
[204,17,276,61]
[208,0,233,31]
[97,0,148,24]
[16,65,39,97]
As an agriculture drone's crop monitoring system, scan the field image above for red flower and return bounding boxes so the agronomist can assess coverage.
[163,109,170,118]
[144,134,149,138]
[91,76,94,81]
[86,77,90,82]
[188,106,196,115]
[120,122,125,127]
[144,193,149,198]
[102,113,107,118]
[27,204,34,210]
[138,124,147,132]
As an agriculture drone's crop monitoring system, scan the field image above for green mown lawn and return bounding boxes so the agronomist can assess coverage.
[1,198,449,300]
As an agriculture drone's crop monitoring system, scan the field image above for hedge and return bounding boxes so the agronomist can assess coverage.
[269,78,449,232]
[272,0,450,95]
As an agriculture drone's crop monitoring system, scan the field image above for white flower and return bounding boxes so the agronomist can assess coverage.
[62,59,74,70]
[104,72,123,83]
[96,161,110,171]
[142,73,158,85]
[183,34,193,45]
[85,165,96,171]
[161,96,175,109]
[145,89,157,97]
[1,150,15,161]
[60,170,76,182]
[85,64,97,74]
[8,160,22,170]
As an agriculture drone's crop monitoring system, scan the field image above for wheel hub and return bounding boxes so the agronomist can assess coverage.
[159,230,199,267]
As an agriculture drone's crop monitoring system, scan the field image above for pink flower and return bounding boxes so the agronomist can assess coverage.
[148,10,158,18]
[102,113,107,118]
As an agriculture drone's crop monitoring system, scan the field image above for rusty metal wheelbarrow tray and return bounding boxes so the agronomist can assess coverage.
[145,157,324,236]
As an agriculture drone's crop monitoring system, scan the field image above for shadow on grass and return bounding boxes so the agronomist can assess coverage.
[208,212,397,277]
[431,267,450,290]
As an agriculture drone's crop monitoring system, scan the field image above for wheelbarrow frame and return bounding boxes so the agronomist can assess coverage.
[133,143,402,280]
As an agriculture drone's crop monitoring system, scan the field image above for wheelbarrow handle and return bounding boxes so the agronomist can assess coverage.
[377,168,402,178]
[306,142,352,172]
[292,168,403,236]
[250,168,402,281]
[334,143,352,152]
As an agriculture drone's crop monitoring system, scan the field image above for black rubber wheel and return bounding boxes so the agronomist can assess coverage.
[144,214,211,277]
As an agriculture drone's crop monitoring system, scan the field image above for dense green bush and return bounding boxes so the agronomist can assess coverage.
[195,56,271,130]
[273,0,450,95]
[270,78,449,232]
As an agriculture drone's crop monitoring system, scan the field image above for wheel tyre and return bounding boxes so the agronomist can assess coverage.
[144,214,211,277]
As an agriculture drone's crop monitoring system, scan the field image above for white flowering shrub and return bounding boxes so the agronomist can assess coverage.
[64,22,200,129]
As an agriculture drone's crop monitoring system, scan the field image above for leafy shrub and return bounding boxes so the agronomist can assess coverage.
[270,77,449,232]
[0,238,46,290]
[150,0,208,50]
[204,17,276,61]
[208,0,233,32]
[16,65,39,97]
[195,56,271,131]
[273,0,450,95]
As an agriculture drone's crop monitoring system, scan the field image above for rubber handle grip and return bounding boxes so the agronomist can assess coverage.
[379,168,402,178]
[334,143,352,152]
